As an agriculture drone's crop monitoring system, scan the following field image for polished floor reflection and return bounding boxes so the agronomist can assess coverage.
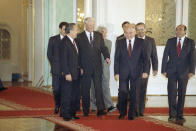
[149,116,196,130]
[0,118,75,131]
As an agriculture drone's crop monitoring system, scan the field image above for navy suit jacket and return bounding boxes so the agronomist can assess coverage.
[60,36,79,80]
[47,34,62,75]
[161,37,195,79]
[114,37,150,80]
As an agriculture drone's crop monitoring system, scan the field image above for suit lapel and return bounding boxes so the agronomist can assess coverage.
[180,37,188,57]
[66,36,78,54]
[82,31,91,45]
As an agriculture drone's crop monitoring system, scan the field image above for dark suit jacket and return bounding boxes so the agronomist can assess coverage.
[115,34,125,49]
[60,36,79,80]
[47,34,61,75]
[76,31,110,74]
[144,36,158,74]
[114,37,150,80]
[161,37,195,79]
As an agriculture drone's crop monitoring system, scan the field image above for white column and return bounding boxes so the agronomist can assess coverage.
[73,0,77,23]
[176,0,183,26]
[84,0,92,17]
[182,0,189,31]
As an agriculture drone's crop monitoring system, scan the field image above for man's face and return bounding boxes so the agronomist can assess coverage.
[122,23,130,32]
[124,26,136,40]
[176,25,186,38]
[59,25,66,36]
[85,20,94,32]
[70,25,78,39]
[136,24,146,38]
[101,29,107,39]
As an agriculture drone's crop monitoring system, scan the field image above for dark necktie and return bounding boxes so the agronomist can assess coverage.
[90,33,93,46]
[177,39,181,56]
[73,40,78,53]
[128,40,132,56]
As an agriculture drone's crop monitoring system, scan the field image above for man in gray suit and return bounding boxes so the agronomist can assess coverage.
[135,22,158,117]
[90,26,117,113]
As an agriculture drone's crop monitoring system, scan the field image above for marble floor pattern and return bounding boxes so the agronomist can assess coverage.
[0,82,196,131]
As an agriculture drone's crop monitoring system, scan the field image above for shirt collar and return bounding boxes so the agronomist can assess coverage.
[67,35,74,43]
[138,35,145,39]
[60,34,64,40]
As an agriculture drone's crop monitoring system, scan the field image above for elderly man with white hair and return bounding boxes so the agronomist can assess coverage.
[90,26,117,113]
[76,17,111,117]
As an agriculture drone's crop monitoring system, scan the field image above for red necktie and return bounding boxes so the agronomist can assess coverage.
[177,39,181,56]
[73,40,78,53]
[128,40,132,56]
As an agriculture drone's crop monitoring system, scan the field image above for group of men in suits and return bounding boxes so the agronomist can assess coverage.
[47,17,111,121]
[114,22,195,122]
[47,18,195,122]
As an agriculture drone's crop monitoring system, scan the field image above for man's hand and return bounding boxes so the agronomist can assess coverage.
[65,74,72,82]
[162,72,167,77]
[188,73,194,79]
[80,68,84,75]
[142,73,148,78]
[106,58,111,65]
[153,70,158,76]
[114,74,119,81]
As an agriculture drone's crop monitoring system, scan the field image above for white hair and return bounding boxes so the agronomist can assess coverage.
[84,17,95,24]
[97,26,107,33]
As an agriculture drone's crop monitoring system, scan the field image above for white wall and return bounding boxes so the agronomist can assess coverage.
[93,0,196,96]
[93,0,146,96]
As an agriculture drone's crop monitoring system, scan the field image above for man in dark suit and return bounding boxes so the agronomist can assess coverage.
[162,24,195,123]
[135,22,158,117]
[114,24,149,120]
[59,23,80,121]
[115,21,130,49]
[47,22,68,114]
[77,17,110,117]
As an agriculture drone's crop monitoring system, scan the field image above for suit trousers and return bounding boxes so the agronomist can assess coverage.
[60,78,80,118]
[167,75,188,118]
[136,78,148,115]
[81,68,105,115]
[118,76,141,118]
[52,74,61,108]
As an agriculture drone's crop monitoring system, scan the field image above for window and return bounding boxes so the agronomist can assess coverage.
[0,29,11,60]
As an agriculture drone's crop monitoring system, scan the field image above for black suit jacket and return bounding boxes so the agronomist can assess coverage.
[161,37,195,78]
[144,36,158,74]
[115,34,125,49]
[114,37,150,80]
[60,36,79,80]
[47,34,61,75]
[76,31,110,74]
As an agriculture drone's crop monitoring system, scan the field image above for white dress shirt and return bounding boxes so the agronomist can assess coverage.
[177,36,185,49]
[126,37,135,49]
[85,30,94,43]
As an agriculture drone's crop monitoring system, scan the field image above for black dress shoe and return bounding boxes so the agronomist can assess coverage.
[139,113,144,117]
[84,113,89,117]
[107,106,117,113]
[168,116,176,123]
[63,117,72,121]
[118,115,125,120]
[72,116,80,120]
[97,110,107,117]
[91,109,97,113]
[0,87,8,92]
[54,107,59,114]
[128,116,135,120]
[177,116,186,122]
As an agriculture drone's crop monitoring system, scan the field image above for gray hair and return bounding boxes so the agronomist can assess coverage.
[84,17,95,24]
[97,26,107,33]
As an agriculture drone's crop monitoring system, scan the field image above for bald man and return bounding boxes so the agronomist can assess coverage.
[162,24,195,123]
[114,24,149,120]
